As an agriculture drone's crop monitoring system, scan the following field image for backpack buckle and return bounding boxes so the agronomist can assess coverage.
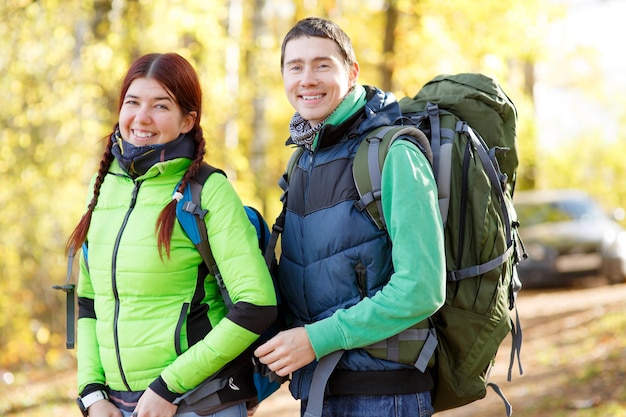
[182,201,208,220]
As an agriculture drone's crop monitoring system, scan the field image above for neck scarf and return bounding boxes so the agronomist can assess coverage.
[289,113,329,150]
[110,128,196,178]
[289,84,367,150]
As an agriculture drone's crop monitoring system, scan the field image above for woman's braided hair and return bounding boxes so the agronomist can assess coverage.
[66,52,206,259]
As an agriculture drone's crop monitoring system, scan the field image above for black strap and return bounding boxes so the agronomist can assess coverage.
[265,170,290,267]
[53,249,77,349]
[426,103,441,182]
[457,140,471,271]
[265,204,286,268]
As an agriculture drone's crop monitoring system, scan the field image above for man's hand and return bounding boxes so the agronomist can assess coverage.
[253,327,316,377]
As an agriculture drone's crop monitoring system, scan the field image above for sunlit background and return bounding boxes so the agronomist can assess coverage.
[1,0,625,415]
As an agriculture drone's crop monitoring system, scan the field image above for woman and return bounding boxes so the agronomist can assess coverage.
[67,52,277,417]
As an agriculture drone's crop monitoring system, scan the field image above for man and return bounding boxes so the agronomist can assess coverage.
[255,17,445,417]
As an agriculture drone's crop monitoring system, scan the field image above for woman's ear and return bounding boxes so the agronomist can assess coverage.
[181,111,197,134]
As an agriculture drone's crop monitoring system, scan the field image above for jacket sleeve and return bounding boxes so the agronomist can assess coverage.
[160,173,277,393]
[76,177,107,395]
[305,140,446,358]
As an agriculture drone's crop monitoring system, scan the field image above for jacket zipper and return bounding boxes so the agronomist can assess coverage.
[112,180,141,391]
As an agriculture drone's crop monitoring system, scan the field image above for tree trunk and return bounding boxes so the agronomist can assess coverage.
[381,0,399,91]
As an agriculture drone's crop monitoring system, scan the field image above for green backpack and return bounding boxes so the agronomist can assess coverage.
[283,73,525,417]
[366,73,523,414]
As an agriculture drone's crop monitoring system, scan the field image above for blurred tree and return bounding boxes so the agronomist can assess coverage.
[3,0,614,374]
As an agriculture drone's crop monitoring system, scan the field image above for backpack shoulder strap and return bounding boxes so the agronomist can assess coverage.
[265,146,304,267]
[286,146,305,185]
[176,162,225,280]
[303,351,345,417]
[353,125,432,230]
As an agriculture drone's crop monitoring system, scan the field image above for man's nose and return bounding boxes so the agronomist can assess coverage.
[300,67,318,86]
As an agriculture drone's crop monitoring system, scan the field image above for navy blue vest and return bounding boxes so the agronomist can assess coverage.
[279,135,392,325]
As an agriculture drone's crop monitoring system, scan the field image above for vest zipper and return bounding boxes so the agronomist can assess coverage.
[304,149,315,203]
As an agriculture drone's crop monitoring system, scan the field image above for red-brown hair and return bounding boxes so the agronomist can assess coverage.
[66,52,206,259]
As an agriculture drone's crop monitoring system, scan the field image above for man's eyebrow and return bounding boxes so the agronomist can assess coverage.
[285,56,334,66]
[284,58,303,66]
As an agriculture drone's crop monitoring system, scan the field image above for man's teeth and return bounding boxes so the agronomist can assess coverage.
[303,95,323,100]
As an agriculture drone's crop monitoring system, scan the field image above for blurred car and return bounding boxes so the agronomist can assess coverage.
[514,189,626,287]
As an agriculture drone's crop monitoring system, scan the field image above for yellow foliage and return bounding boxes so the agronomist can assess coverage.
[0,0,619,370]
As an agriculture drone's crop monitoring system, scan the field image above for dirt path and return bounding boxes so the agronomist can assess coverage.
[5,278,624,416]
[255,279,626,417]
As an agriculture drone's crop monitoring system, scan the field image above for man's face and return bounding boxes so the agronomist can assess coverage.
[282,36,359,128]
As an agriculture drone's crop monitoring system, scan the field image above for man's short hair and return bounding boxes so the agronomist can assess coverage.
[280,17,357,70]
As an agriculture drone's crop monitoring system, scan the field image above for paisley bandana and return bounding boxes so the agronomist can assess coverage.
[110,127,196,177]
[288,113,330,150]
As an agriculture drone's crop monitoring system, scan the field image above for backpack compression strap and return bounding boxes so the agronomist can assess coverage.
[366,327,438,372]
[448,122,513,281]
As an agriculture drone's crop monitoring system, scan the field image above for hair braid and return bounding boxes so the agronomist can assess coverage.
[156,128,207,259]
[65,137,115,255]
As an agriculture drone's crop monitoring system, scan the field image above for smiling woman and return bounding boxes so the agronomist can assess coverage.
[63,52,277,417]
[119,77,195,146]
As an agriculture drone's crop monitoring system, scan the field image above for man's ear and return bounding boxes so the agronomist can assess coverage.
[349,61,360,87]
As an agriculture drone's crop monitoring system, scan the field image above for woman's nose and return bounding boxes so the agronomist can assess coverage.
[135,105,151,123]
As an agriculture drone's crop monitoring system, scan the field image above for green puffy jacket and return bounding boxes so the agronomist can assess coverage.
[76,157,276,395]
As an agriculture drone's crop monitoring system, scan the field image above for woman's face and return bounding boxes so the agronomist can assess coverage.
[119,77,195,146]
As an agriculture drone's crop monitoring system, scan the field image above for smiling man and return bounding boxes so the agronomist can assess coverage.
[254,17,446,417]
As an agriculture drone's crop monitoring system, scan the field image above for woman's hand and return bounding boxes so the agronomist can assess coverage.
[253,327,315,377]
[87,399,123,417]
[132,388,177,417]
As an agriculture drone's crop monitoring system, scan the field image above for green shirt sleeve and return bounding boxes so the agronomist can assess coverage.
[305,139,446,359]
